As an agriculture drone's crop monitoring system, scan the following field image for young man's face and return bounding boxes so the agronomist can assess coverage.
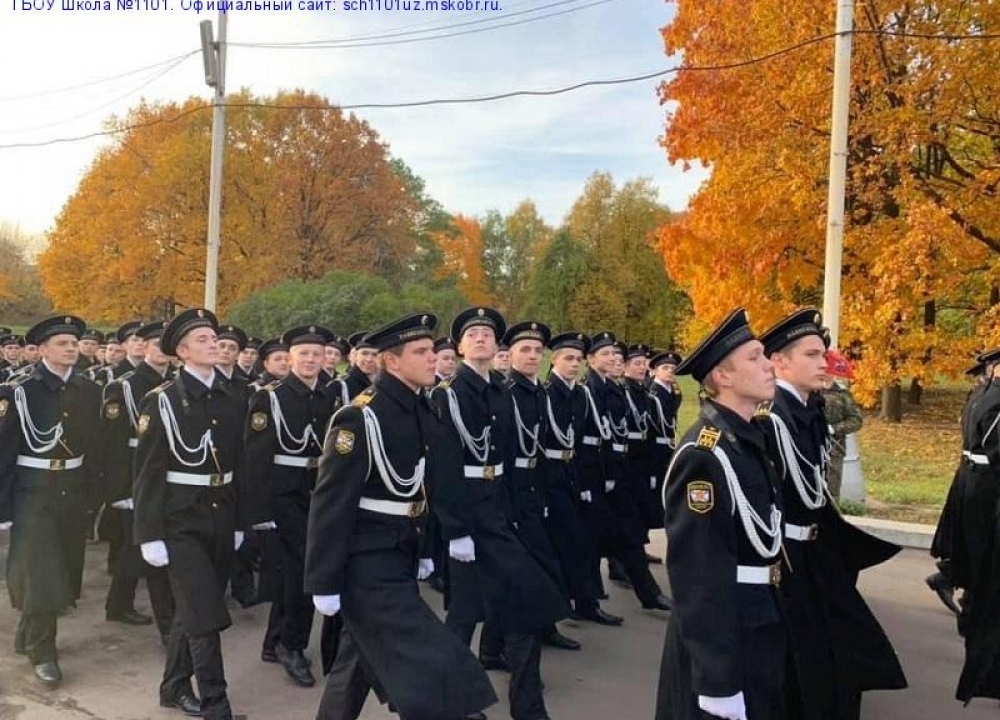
[177,327,219,368]
[355,348,379,376]
[435,348,457,378]
[216,339,240,368]
[510,340,543,378]
[772,335,828,394]
[624,356,647,381]
[385,339,437,389]
[106,342,125,365]
[22,344,40,364]
[239,347,258,369]
[654,363,676,384]
[458,326,497,364]
[551,348,582,381]
[492,350,511,372]
[290,343,324,381]
[713,340,775,404]
[123,335,145,362]
[263,351,290,379]
[145,338,171,367]
[78,339,98,358]
[39,335,79,369]
[3,345,19,362]
[324,346,342,372]
[588,346,616,375]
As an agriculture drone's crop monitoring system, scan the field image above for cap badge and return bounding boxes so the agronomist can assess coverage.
[477,308,485,317]
[197,309,205,318]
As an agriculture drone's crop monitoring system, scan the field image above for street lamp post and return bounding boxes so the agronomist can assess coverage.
[200,13,227,312]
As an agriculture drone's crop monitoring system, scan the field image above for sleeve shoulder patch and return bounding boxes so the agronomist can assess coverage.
[334,428,356,454]
[686,480,714,513]
[696,426,721,450]
[0,398,8,418]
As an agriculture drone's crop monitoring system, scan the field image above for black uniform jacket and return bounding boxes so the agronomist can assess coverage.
[656,400,784,720]
[329,365,373,410]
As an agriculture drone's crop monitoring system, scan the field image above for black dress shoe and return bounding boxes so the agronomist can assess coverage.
[645,552,663,565]
[233,591,261,609]
[276,644,316,687]
[926,573,961,615]
[578,607,624,626]
[107,608,154,625]
[479,653,510,672]
[542,629,581,650]
[261,645,278,663]
[160,690,203,716]
[462,713,487,720]
[34,660,62,687]
[642,594,672,611]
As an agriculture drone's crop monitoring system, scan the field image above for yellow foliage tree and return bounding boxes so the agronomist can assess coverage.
[431,214,494,307]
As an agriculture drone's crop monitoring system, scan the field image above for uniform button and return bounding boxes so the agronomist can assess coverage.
[211,419,218,426]
[63,412,69,418]
[490,445,496,450]
[425,446,430,452]
[211,502,218,509]
[491,415,496,421]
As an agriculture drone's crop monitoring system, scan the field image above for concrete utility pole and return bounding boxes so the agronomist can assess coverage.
[200,13,228,312]
[822,0,865,504]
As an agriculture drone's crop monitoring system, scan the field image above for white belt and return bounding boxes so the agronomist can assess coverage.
[514,457,538,469]
[582,436,600,446]
[627,431,644,440]
[273,454,319,469]
[785,523,819,542]
[127,438,138,448]
[544,448,575,461]
[165,471,233,487]
[611,443,626,453]
[736,564,781,585]
[464,463,503,480]
[16,455,84,471]
[655,436,670,445]
[358,497,425,517]
[963,451,989,465]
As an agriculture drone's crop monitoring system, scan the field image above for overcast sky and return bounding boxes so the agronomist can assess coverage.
[0,0,709,238]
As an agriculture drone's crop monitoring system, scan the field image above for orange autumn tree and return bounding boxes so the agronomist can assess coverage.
[431,214,494,306]
[40,90,417,322]
[657,0,1000,409]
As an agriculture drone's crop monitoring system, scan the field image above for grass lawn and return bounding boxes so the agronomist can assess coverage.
[673,376,962,525]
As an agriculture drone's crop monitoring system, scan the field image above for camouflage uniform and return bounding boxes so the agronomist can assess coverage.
[820,380,863,499]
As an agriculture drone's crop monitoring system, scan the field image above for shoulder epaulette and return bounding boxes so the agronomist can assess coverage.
[696,425,721,450]
[753,401,773,419]
[437,379,451,390]
[153,380,175,395]
[352,388,376,407]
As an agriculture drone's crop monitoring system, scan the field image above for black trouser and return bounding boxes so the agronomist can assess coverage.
[316,627,372,720]
[449,622,547,720]
[161,615,231,720]
[18,612,58,664]
[613,541,663,606]
[264,600,283,652]
[106,569,175,636]
[274,491,314,651]
[229,535,258,603]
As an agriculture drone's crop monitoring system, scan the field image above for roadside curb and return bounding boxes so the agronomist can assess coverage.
[846,515,934,551]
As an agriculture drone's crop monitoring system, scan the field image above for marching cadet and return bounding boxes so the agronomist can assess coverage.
[3,337,39,384]
[432,306,568,720]
[133,308,252,720]
[434,336,458,383]
[504,321,580,652]
[306,312,498,720]
[621,344,661,562]
[542,332,623,627]
[757,309,905,720]
[237,337,261,382]
[655,308,786,720]
[0,331,20,379]
[250,338,291,390]
[645,351,682,533]
[245,325,338,688]
[0,315,102,687]
[330,332,377,408]
[579,332,671,611]
[113,321,146,379]
[99,321,175,640]
[215,324,252,403]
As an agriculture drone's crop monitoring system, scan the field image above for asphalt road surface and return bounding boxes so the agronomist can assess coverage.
[0,532,997,720]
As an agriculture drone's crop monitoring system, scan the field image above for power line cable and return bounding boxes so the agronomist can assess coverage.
[2,28,999,150]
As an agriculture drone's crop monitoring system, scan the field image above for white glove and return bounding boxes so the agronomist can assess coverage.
[141,540,169,567]
[252,521,277,530]
[111,498,134,510]
[313,594,341,616]
[580,490,593,503]
[417,558,435,580]
[234,531,245,550]
[698,692,747,720]
[449,536,476,563]
[605,480,616,492]
[650,476,657,490]
[0,521,12,531]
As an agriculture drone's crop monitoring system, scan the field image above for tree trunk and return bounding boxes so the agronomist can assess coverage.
[908,378,922,405]
[881,383,903,423]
